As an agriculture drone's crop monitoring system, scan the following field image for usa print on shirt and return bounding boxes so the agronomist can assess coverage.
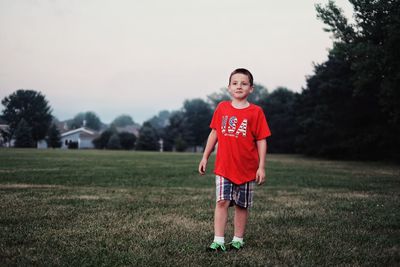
[221,116,248,137]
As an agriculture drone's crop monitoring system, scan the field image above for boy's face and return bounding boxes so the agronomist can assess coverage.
[228,73,254,100]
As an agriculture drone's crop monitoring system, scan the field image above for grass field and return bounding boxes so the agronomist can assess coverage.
[0,149,399,266]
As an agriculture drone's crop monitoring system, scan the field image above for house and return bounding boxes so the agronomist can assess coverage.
[0,124,10,147]
[60,127,99,149]
[37,127,98,149]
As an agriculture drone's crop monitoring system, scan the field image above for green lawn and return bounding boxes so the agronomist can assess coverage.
[0,149,399,266]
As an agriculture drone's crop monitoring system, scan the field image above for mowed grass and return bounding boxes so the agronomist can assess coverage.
[0,149,399,266]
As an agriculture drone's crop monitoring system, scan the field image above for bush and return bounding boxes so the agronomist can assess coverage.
[93,129,114,149]
[118,132,136,150]
[68,141,78,149]
[107,134,121,149]
[174,136,187,152]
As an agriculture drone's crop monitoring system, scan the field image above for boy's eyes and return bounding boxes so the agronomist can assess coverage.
[232,82,249,86]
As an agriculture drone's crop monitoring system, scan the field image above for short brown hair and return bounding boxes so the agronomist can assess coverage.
[229,68,254,86]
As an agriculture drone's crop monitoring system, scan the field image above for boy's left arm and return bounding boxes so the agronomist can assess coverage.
[256,139,267,185]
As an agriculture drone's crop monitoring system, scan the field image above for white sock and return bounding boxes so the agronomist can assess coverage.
[232,236,244,244]
[213,236,225,244]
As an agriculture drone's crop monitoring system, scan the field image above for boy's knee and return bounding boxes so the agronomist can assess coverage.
[216,200,230,208]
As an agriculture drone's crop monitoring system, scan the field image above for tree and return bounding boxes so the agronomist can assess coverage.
[69,113,85,129]
[69,111,102,130]
[295,0,400,159]
[174,136,188,152]
[1,89,53,144]
[111,115,135,127]
[92,128,115,149]
[182,99,213,151]
[259,88,297,153]
[147,110,172,150]
[207,88,231,109]
[107,133,121,149]
[163,111,188,151]
[248,84,269,105]
[295,53,356,157]
[147,110,171,130]
[136,122,159,151]
[14,119,34,148]
[118,132,136,150]
[47,123,62,148]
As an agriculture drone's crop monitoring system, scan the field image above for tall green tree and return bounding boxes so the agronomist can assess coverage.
[136,122,159,151]
[146,110,172,150]
[47,123,62,148]
[107,133,121,150]
[259,88,297,153]
[1,89,53,144]
[296,52,356,157]
[147,110,171,130]
[182,99,213,151]
[118,132,136,150]
[111,114,135,127]
[207,88,231,108]
[69,111,102,130]
[14,119,35,148]
[92,127,116,149]
[163,111,188,151]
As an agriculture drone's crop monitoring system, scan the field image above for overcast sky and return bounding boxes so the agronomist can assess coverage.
[0,0,354,124]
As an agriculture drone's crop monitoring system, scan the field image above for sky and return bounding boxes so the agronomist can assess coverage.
[0,0,354,124]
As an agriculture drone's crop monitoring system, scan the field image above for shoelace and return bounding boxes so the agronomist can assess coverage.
[210,242,226,251]
[229,241,244,249]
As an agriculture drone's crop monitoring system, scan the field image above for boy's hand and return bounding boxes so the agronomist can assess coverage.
[255,167,266,185]
[198,158,208,175]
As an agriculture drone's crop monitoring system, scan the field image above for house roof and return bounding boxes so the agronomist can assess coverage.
[61,127,95,138]
[80,131,99,139]
[116,125,140,137]
[0,124,9,129]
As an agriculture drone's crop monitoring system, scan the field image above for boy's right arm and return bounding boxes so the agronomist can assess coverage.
[198,129,217,175]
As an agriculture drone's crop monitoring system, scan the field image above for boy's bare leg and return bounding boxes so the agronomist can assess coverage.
[214,200,230,236]
[233,205,249,238]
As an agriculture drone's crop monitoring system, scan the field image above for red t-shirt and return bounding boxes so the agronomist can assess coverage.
[210,101,271,184]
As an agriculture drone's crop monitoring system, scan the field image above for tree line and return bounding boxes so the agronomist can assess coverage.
[297,0,400,159]
[1,0,398,160]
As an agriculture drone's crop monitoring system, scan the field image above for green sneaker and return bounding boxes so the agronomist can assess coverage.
[206,242,226,252]
[228,241,244,251]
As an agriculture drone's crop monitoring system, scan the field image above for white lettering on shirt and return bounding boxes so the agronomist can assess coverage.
[221,116,248,138]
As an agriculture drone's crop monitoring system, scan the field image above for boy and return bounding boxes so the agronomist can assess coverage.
[198,68,271,251]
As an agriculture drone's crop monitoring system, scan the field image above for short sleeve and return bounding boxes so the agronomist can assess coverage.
[209,103,220,130]
[255,108,271,140]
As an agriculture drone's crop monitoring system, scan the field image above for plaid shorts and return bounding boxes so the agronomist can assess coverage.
[215,175,255,208]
